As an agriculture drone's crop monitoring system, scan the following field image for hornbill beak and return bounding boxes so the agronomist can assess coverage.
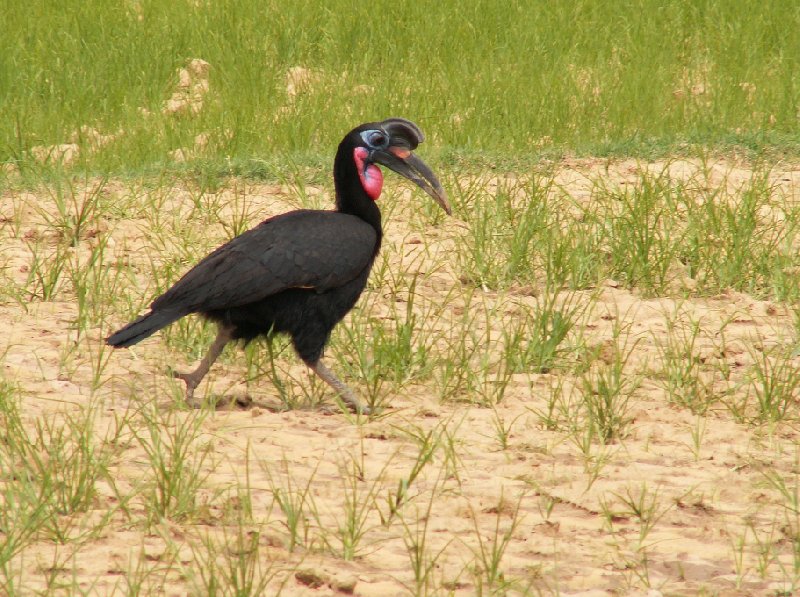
[373,147,451,215]
[370,118,451,215]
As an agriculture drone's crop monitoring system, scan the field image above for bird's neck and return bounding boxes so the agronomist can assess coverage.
[333,146,383,234]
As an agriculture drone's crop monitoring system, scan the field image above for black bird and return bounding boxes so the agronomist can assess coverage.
[106,118,450,414]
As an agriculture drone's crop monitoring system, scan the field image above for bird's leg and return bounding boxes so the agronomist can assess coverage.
[308,360,370,415]
[173,325,233,407]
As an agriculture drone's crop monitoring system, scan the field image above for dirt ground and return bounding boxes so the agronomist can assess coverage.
[3,158,800,595]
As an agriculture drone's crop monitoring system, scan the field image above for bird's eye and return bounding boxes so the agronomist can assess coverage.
[366,131,388,148]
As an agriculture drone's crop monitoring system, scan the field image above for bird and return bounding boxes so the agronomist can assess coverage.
[106,118,450,414]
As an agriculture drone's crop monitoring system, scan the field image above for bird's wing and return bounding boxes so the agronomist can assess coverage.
[151,210,378,313]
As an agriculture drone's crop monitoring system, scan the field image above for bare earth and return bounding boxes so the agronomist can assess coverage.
[2,158,800,595]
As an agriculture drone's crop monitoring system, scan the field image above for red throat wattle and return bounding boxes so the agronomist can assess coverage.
[353,147,383,200]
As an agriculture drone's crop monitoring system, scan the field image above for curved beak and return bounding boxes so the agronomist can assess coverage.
[372,147,451,215]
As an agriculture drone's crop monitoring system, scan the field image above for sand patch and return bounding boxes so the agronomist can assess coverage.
[1,158,800,594]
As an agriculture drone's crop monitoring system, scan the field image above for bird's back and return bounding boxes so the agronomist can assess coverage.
[152,209,379,315]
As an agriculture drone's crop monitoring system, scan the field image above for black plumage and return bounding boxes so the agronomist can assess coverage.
[107,118,450,413]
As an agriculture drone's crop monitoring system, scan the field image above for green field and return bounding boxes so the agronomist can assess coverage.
[2,0,800,176]
[4,2,800,595]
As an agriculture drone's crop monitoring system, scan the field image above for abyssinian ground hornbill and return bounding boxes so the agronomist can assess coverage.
[107,118,450,414]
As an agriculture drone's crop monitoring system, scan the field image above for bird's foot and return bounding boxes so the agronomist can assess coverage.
[307,360,372,416]
[172,369,203,408]
[319,400,370,416]
[338,395,372,416]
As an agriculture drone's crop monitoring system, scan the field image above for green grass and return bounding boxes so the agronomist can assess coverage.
[5,2,800,594]
[2,0,800,178]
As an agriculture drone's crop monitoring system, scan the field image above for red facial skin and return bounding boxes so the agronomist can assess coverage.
[354,147,384,200]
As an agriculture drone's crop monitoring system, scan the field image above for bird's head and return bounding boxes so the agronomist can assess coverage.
[342,118,451,215]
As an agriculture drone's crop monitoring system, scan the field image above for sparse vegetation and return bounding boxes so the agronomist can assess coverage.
[4,154,800,595]
[2,1,800,594]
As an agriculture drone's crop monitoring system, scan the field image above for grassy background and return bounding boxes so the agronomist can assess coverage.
[2,0,800,175]
[6,3,800,593]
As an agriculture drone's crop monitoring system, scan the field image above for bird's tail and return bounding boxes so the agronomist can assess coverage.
[106,309,184,348]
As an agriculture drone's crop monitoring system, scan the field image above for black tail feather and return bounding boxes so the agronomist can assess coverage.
[106,310,184,348]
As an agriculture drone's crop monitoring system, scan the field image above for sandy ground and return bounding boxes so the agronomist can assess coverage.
[2,158,800,595]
